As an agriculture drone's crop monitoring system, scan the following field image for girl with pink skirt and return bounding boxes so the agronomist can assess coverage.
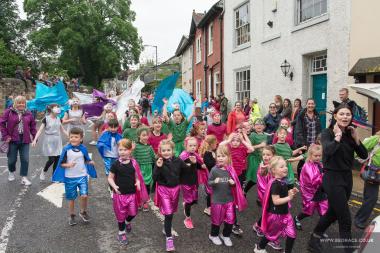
[107,139,148,245]
[153,139,193,252]
[179,136,208,229]
[208,145,247,247]
[254,156,298,253]
[294,144,328,230]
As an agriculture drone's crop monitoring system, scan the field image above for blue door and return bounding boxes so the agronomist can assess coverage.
[312,74,327,129]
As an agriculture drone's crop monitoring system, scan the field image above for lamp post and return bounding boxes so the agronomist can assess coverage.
[280,59,293,81]
[143,44,158,81]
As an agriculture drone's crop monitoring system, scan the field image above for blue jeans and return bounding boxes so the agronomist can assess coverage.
[7,142,30,176]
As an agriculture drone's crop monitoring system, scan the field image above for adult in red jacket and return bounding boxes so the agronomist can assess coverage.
[227,101,246,134]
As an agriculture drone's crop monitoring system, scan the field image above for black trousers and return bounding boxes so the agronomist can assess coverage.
[355,181,379,224]
[314,171,354,252]
[44,156,60,172]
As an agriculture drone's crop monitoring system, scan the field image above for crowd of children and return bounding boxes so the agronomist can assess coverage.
[30,95,369,253]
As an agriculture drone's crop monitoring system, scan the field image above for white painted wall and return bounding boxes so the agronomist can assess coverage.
[181,46,193,93]
[224,0,352,119]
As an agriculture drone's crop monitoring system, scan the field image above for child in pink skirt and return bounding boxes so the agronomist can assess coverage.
[254,156,298,253]
[108,139,148,245]
[294,144,328,230]
[154,139,194,252]
[208,144,247,247]
[179,136,208,229]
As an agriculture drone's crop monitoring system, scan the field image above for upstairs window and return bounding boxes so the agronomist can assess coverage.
[297,0,327,24]
[235,2,250,47]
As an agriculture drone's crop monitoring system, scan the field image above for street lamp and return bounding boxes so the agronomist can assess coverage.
[143,44,158,81]
[280,59,294,81]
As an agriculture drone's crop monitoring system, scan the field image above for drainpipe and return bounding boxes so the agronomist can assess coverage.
[219,1,225,93]
[203,25,208,99]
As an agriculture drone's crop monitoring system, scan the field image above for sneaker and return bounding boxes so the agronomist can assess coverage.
[21,177,32,186]
[254,244,267,253]
[220,235,233,247]
[79,211,90,222]
[252,222,264,237]
[232,224,243,235]
[268,241,283,250]
[294,216,302,230]
[208,234,222,245]
[307,233,323,253]
[166,237,175,252]
[8,172,15,182]
[89,140,97,145]
[40,171,46,181]
[143,202,149,212]
[125,223,132,233]
[69,215,77,226]
[203,207,211,216]
[117,232,128,245]
[184,217,194,229]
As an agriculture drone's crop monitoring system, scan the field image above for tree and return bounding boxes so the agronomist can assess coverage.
[0,40,25,77]
[0,0,25,52]
[24,0,142,86]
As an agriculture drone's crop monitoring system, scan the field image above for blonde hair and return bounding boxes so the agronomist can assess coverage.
[184,136,198,149]
[118,138,133,150]
[216,144,232,165]
[306,144,322,162]
[13,96,26,105]
[199,135,217,156]
[269,156,286,174]
[158,139,175,155]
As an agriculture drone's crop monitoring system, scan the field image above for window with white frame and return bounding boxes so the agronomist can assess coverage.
[297,0,327,24]
[196,79,202,100]
[208,23,213,55]
[214,72,220,95]
[312,54,327,73]
[235,69,250,102]
[235,2,250,47]
[196,36,201,63]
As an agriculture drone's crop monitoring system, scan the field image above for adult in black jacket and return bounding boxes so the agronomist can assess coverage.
[294,98,322,148]
[308,104,368,253]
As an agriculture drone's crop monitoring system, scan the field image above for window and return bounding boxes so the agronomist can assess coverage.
[196,79,202,100]
[208,23,213,55]
[235,2,250,47]
[214,72,221,95]
[312,54,327,73]
[196,36,201,63]
[297,0,327,24]
[235,69,250,101]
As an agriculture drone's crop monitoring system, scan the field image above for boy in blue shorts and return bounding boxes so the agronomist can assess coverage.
[52,127,96,226]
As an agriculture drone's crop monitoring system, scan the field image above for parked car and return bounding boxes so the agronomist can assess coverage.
[356,215,380,253]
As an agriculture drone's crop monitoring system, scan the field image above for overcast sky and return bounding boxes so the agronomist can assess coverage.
[17,0,217,65]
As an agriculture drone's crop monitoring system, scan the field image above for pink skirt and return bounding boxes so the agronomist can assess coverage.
[302,199,328,216]
[113,193,138,223]
[211,201,235,226]
[157,185,180,215]
[181,184,198,204]
[264,213,296,241]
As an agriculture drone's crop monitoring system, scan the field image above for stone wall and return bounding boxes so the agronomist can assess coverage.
[0,78,35,111]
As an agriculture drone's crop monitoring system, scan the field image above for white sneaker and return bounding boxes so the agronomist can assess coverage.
[208,235,222,245]
[89,140,97,145]
[8,172,15,181]
[40,171,46,181]
[220,235,233,247]
[21,177,32,186]
[254,244,267,253]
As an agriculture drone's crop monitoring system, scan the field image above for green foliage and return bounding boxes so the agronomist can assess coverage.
[0,40,25,77]
[24,0,142,87]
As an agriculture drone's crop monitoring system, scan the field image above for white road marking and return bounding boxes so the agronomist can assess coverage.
[0,169,7,176]
[148,201,179,237]
[0,167,42,253]
[37,183,65,208]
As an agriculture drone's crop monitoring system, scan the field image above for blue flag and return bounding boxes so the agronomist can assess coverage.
[152,72,179,114]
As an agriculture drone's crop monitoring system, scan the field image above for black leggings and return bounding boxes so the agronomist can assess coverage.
[244,180,256,194]
[164,214,174,237]
[206,194,211,208]
[184,201,197,217]
[313,171,353,252]
[259,236,295,253]
[296,212,310,221]
[44,156,60,172]
[145,184,150,195]
[210,223,233,237]
[118,215,135,231]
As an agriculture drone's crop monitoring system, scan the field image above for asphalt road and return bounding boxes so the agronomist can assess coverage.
[0,132,378,253]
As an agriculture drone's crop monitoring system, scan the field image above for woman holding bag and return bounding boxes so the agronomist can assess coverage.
[354,131,380,229]
[0,96,37,185]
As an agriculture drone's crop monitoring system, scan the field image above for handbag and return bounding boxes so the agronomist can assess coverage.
[360,144,380,184]
[0,110,19,154]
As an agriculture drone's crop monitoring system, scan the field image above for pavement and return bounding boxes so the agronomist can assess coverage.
[0,132,379,253]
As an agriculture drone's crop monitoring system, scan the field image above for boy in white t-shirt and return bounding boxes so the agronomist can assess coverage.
[52,127,96,226]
